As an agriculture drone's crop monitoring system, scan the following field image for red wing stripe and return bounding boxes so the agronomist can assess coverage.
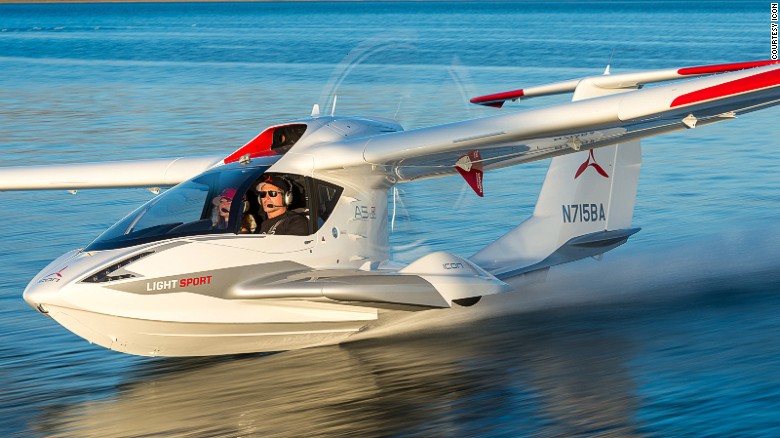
[470,88,525,106]
[678,60,779,76]
[670,68,780,108]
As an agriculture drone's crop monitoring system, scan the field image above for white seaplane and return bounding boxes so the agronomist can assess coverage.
[2,60,779,357]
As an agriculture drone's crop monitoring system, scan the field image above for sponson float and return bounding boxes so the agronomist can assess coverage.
[2,60,779,356]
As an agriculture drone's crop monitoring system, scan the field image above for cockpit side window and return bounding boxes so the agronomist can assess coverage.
[249,174,342,235]
[252,173,312,235]
[311,178,344,230]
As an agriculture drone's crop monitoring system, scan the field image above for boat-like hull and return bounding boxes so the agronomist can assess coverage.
[43,303,375,357]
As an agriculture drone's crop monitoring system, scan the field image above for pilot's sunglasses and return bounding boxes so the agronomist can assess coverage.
[258,190,282,198]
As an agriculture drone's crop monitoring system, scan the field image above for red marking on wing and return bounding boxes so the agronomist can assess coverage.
[470,88,525,107]
[677,60,779,76]
[671,67,780,108]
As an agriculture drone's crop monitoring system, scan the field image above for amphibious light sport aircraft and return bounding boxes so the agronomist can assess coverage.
[2,60,779,357]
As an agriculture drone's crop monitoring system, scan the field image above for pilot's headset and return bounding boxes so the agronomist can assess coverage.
[280,177,294,207]
[260,175,294,207]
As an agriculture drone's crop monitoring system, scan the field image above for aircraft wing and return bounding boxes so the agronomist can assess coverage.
[0,155,224,191]
[469,60,780,107]
[310,62,780,182]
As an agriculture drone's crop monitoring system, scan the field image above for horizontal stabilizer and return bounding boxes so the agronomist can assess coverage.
[568,227,641,248]
[476,228,640,279]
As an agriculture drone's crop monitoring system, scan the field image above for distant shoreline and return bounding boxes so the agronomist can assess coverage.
[2,0,479,3]
[1,0,402,3]
[0,0,516,3]
[0,0,387,3]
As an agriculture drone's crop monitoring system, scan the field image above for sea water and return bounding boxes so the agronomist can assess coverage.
[1,2,780,436]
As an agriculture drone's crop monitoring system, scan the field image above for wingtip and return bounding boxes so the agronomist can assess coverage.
[468,97,505,108]
[469,88,525,108]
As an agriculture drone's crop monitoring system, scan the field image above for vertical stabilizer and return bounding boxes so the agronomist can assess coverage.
[535,141,641,234]
[470,141,641,278]
[471,76,642,278]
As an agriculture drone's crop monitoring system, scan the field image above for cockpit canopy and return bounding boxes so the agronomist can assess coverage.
[84,158,342,251]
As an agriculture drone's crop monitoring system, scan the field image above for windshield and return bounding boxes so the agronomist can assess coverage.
[85,165,269,251]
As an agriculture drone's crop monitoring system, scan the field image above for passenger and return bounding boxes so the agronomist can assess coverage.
[240,201,257,234]
[257,176,308,235]
[212,188,236,230]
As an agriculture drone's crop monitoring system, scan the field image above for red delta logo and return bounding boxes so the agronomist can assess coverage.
[38,266,68,284]
[574,150,609,179]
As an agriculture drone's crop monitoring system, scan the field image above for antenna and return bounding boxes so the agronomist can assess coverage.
[311,104,320,118]
[391,187,397,231]
[604,48,617,75]
[394,96,404,119]
[330,95,338,116]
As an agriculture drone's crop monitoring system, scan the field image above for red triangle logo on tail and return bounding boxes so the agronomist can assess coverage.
[574,150,609,179]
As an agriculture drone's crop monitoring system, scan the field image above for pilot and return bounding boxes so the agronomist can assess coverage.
[212,188,236,230]
[257,176,308,235]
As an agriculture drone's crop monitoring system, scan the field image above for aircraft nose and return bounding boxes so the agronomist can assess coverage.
[23,249,82,314]
[23,280,61,314]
